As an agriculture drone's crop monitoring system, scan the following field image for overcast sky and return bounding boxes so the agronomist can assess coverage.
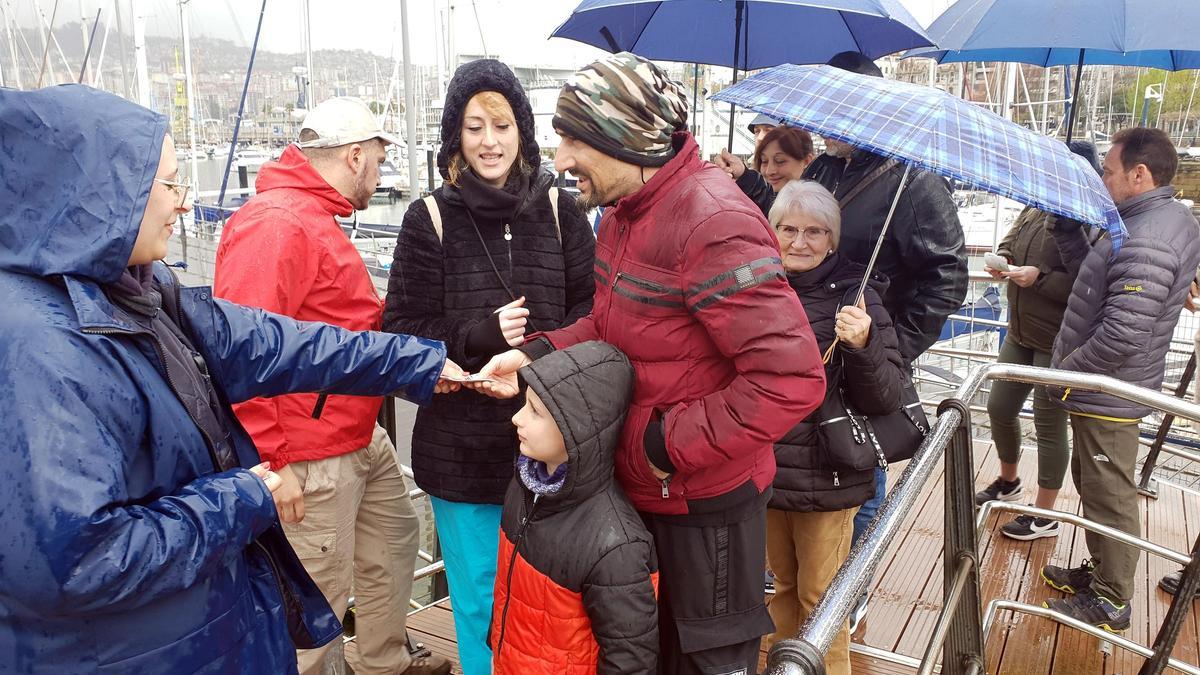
[10,0,957,69]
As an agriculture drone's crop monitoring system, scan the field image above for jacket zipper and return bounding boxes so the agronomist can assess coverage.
[660,475,672,498]
[85,295,296,624]
[832,471,840,487]
[495,493,540,658]
[504,223,513,272]
[602,219,630,342]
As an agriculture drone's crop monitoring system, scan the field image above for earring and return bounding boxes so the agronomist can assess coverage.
[825,249,834,257]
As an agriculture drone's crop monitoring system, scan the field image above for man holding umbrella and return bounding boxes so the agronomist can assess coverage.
[474,52,827,674]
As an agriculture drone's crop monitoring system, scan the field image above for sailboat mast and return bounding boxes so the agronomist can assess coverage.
[132,0,151,106]
[179,0,200,190]
[401,0,418,199]
[303,0,313,107]
[114,0,131,99]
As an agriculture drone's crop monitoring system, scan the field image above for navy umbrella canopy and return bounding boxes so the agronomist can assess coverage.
[550,0,933,69]
[551,0,933,147]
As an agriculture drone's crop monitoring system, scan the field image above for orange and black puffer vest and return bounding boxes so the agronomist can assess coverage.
[490,342,660,675]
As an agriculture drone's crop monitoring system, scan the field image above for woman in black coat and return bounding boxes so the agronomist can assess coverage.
[382,59,595,675]
[764,180,908,675]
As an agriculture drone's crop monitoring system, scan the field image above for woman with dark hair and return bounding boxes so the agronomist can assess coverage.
[716,125,815,216]
[383,59,595,675]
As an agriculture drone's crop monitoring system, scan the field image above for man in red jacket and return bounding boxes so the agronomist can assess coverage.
[215,98,451,675]
[476,53,826,675]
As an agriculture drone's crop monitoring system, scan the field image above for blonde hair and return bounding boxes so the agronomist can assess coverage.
[447,91,529,186]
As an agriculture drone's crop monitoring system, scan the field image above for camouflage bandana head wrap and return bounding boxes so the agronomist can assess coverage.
[554,52,689,167]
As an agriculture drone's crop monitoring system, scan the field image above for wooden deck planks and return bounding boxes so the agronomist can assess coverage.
[400,438,1200,675]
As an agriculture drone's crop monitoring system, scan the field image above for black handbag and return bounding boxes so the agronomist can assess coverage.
[816,288,930,472]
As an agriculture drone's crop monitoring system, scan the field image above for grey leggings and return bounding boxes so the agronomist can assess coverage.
[986,337,1071,490]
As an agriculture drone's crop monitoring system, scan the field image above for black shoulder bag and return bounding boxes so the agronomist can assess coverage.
[817,286,930,472]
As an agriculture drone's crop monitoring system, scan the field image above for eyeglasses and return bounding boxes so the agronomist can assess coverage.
[154,177,191,209]
[775,224,831,242]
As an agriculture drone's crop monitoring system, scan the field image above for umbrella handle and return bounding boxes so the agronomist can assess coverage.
[855,163,913,309]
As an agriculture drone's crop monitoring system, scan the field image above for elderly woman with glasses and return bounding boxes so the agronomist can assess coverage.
[764,180,908,675]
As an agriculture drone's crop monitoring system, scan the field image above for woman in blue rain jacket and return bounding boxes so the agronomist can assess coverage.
[0,85,452,673]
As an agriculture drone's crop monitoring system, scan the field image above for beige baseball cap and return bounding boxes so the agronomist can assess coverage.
[297,97,402,148]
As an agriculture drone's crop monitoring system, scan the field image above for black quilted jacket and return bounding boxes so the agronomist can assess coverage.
[770,253,907,512]
[382,169,595,503]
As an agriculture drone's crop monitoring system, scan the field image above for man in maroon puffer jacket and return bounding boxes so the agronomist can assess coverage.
[476,52,826,675]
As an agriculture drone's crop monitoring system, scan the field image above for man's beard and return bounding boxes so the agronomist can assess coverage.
[350,170,372,210]
[574,170,609,211]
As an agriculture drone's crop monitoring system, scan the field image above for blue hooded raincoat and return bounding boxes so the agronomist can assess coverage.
[0,85,447,673]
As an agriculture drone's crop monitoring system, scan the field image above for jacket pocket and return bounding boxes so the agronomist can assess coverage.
[619,406,661,495]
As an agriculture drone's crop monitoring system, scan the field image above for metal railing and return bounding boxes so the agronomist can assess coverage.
[767,363,1200,675]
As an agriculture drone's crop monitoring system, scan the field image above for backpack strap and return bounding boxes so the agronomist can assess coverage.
[422,194,443,243]
[838,158,900,209]
[548,186,561,244]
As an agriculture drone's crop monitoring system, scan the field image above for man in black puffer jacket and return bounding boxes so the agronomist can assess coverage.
[1041,128,1200,633]
[492,341,658,674]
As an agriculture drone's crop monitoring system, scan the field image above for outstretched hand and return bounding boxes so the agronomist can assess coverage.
[436,358,467,394]
[467,349,531,399]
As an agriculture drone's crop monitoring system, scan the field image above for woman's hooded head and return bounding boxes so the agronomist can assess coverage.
[0,84,167,284]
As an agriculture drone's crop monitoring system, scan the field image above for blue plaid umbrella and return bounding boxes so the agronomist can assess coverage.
[710,64,1125,257]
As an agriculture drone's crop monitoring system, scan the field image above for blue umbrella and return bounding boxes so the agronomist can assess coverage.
[910,0,1200,140]
[550,0,933,147]
[711,64,1124,298]
[550,0,933,69]
[905,47,1200,72]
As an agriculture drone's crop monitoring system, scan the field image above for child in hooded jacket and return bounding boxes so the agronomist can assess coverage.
[489,341,659,674]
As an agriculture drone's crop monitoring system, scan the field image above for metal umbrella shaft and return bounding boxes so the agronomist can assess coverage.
[727,0,746,151]
[822,162,913,363]
[1065,49,1086,143]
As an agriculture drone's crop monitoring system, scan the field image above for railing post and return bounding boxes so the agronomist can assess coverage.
[940,398,986,675]
[1137,352,1196,498]
[1139,529,1200,674]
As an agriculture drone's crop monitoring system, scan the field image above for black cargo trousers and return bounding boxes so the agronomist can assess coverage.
[642,483,775,675]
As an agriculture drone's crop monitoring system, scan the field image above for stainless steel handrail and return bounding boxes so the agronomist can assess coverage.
[981,601,1200,675]
[768,362,1200,674]
[975,502,1191,566]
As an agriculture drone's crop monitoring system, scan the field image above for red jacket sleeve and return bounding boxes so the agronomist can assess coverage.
[664,212,826,475]
[213,206,322,469]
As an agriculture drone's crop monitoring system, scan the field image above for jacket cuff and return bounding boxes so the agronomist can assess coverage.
[643,410,677,475]
[735,168,759,190]
[464,314,511,358]
[518,336,556,361]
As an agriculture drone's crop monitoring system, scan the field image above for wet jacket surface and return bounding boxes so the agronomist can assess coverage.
[771,254,905,512]
[1050,186,1200,420]
[492,342,658,675]
[383,169,596,504]
[534,132,827,515]
[804,150,968,362]
[215,145,387,470]
[995,207,1077,353]
[0,85,446,674]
